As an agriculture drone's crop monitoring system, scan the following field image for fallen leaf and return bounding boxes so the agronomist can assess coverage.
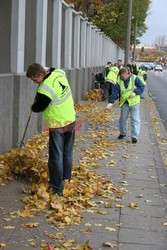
[83,240,92,250]
[145,200,152,203]
[0,243,6,247]
[98,210,108,215]
[129,202,139,209]
[136,194,143,198]
[22,222,40,228]
[115,204,125,208]
[3,226,15,229]
[85,223,92,227]
[105,227,116,232]
[94,223,103,227]
[103,242,117,248]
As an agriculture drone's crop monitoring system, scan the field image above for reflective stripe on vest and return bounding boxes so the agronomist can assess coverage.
[39,82,72,106]
[106,67,119,84]
[50,90,72,106]
[39,84,59,102]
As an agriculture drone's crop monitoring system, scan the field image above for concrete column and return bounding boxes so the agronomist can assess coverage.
[103,36,107,65]
[86,23,91,67]
[96,30,100,66]
[36,0,48,65]
[11,0,26,73]
[91,27,96,66]
[52,0,62,68]
[73,13,81,68]
[99,33,103,66]
[80,19,87,68]
[64,7,73,69]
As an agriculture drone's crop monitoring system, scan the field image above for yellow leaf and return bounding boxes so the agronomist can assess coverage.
[104,202,112,208]
[29,241,38,247]
[98,210,108,215]
[83,240,92,250]
[63,239,76,247]
[105,227,116,232]
[64,216,71,225]
[163,222,167,226]
[22,222,40,228]
[3,226,15,229]
[75,245,83,250]
[41,243,47,248]
[0,243,6,247]
[18,210,35,218]
[129,202,139,209]
[63,188,74,197]
[136,194,143,198]
[115,204,125,208]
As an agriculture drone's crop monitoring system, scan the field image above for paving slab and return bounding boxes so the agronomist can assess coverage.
[0,92,167,249]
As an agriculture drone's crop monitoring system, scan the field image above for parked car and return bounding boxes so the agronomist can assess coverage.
[149,63,155,70]
[145,64,152,71]
[155,64,163,71]
[139,64,149,70]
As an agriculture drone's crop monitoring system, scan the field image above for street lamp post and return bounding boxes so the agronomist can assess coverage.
[125,0,133,65]
[133,0,139,60]
[133,18,137,60]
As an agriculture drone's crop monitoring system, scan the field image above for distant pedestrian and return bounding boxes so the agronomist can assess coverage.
[26,64,76,196]
[106,67,144,143]
[103,62,112,80]
[102,64,119,101]
[131,60,139,75]
[118,59,123,69]
[138,66,147,99]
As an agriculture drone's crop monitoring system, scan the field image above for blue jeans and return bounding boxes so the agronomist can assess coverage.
[119,103,140,139]
[48,122,75,195]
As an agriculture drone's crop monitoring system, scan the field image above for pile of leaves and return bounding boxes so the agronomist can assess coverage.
[74,103,98,112]
[0,109,124,229]
[84,89,103,101]
[0,103,126,249]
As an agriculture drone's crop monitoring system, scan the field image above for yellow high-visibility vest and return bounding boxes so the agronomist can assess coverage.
[37,69,76,128]
[118,74,140,107]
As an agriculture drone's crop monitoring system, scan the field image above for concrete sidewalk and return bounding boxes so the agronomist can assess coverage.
[0,92,167,250]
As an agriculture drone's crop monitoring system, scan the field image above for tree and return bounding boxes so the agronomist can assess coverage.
[66,0,151,47]
[65,0,103,18]
[154,35,167,50]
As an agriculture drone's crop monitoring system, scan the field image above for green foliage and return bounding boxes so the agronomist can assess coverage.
[66,0,151,47]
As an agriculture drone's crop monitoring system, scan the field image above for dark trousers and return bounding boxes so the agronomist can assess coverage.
[102,81,113,100]
[48,122,75,195]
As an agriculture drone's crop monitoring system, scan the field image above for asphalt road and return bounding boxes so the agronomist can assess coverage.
[147,69,167,130]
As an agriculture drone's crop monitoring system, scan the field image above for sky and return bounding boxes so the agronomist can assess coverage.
[140,0,167,45]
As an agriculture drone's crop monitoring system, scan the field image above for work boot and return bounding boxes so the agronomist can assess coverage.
[132,138,137,143]
[118,134,126,139]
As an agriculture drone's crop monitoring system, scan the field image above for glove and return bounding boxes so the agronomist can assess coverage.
[130,92,136,98]
[106,103,113,109]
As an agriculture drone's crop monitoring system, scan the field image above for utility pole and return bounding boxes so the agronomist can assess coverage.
[133,19,137,60]
[133,0,139,60]
[125,0,133,65]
